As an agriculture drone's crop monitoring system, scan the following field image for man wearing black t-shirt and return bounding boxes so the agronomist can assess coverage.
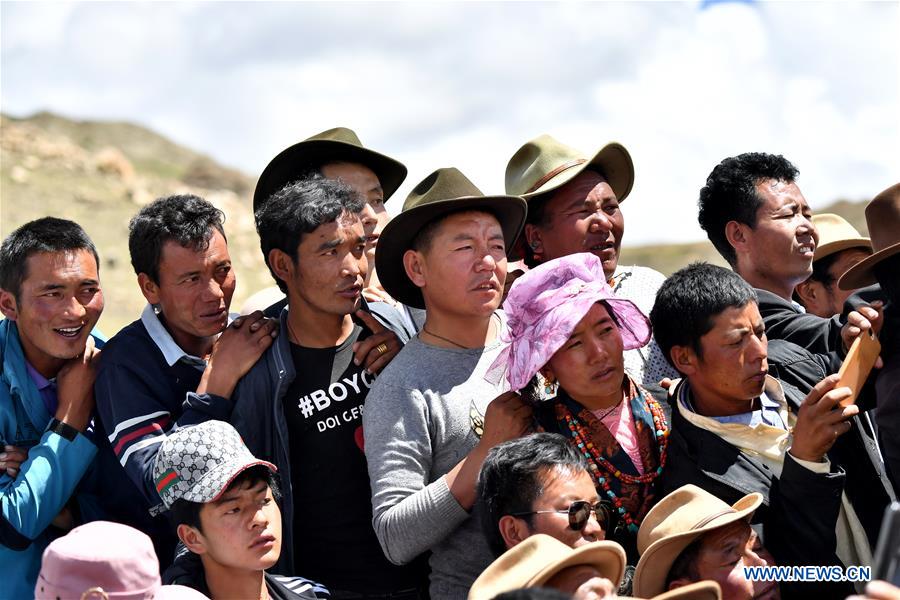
[222,174,426,599]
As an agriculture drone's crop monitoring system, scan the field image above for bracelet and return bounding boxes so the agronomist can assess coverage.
[47,418,80,442]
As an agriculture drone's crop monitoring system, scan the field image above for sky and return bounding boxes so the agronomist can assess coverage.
[2,1,898,245]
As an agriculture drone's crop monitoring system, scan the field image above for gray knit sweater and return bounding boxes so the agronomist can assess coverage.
[363,325,509,600]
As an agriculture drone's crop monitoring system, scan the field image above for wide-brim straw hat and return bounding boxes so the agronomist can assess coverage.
[468,534,627,600]
[810,213,871,263]
[253,126,407,213]
[633,485,763,598]
[505,134,634,202]
[838,183,900,290]
[376,167,527,309]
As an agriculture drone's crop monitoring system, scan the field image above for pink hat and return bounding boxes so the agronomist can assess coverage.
[35,521,207,599]
[492,252,651,390]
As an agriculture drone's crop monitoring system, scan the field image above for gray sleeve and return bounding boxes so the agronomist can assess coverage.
[363,381,470,565]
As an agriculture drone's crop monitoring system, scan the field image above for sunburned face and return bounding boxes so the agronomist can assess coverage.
[182,479,283,574]
[543,302,626,411]
[675,302,769,417]
[670,521,779,600]
[522,468,606,548]
[0,249,103,377]
[525,170,625,279]
[140,228,235,356]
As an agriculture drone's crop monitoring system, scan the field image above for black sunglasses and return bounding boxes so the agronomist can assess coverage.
[512,500,612,531]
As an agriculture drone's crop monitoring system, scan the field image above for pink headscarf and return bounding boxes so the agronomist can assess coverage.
[490,253,651,390]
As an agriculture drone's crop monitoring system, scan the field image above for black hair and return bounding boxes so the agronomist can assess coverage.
[170,465,281,534]
[650,262,758,372]
[128,194,226,284]
[698,153,799,267]
[409,208,505,256]
[665,538,702,588]
[254,174,364,293]
[0,217,99,299]
[477,433,589,557]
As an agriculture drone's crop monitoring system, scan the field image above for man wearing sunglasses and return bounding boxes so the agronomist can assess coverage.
[477,433,611,557]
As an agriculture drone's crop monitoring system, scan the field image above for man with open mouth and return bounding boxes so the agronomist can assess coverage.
[0,217,105,598]
[504,134,678,388]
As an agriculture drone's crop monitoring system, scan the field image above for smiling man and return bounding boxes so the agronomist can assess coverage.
[156,420,328,600]
[95,195,277,565]
[650,263,859,599]
[504,134,676,387]
[363,168,534,599]
[0,217,104,598]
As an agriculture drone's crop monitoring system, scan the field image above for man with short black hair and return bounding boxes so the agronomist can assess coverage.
[363,167,533,599]
[95,194,277,563]
[477,433,607,558]
[219,174,420,598]
[650,262,859,598]
[0,217,104,598]
[155,420,328,600]
[697,152,880,355]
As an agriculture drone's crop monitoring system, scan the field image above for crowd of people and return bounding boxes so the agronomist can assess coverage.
[1,126,898,600]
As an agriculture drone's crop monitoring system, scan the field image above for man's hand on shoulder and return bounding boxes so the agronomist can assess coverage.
[55,336,101,433]
[200,311,278,399]
[352,309,402,374]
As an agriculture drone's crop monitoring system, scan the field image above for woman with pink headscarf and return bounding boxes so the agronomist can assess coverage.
[491,252,670,561]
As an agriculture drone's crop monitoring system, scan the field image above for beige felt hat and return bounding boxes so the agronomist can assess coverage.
[253,126,407,212]
[811,213,871,263]
[838,183,900,290]
[505,134,634,202]
[620,581,722,600]
[632,485,763,598]
[376,167,526,309]
[468,534,626,600]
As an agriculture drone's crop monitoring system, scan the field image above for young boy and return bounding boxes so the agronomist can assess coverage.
[153,420,329,600]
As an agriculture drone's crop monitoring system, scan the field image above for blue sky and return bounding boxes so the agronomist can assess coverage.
[2,1,898,244]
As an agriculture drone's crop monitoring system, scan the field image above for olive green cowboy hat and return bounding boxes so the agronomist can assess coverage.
[505,134,635,201]
[253,127,407,213]
[376,167,527,309]
[838,182,900,290]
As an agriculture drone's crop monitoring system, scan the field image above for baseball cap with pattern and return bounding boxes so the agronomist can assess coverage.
[152,420,277,509]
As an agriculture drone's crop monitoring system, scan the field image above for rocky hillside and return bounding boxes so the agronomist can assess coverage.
[1,111,869,335]
[1,112,268,335]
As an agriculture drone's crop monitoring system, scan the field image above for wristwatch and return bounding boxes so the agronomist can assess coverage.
[47,418,80,442]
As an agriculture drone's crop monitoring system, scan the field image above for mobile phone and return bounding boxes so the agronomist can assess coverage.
[835,328,881,408]
[873,502,900,586]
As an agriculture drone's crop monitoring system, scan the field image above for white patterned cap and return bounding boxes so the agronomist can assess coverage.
[152,420,277,509]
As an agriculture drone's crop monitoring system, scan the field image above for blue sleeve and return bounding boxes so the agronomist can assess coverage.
[0,429,96,546]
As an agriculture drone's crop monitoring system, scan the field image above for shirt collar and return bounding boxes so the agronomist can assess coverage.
[140,304,208,368]
[24,359,54,391]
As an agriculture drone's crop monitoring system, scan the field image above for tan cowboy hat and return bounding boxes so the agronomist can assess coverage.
[838,183,900,290]
[505,134,635,202]
[376,167,527,309]
[253,127,407,212]
[468,534,627,600]
[645,581,722,600]
[811,213,872,263]
[632,485,763,598]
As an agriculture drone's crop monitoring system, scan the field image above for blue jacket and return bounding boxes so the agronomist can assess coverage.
[0,320,98,599]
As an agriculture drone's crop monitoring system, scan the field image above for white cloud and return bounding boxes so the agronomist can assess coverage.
[2,0,897,244]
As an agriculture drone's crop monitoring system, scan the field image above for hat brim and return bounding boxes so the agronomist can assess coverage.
[632,492,762,598]
[253,139,408,212]
[837,242,900,290]
[524,142,634,204]
[528,540,627,589]
[813,238,872,263]
[376,195,527,309]
[189,459,278,505]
